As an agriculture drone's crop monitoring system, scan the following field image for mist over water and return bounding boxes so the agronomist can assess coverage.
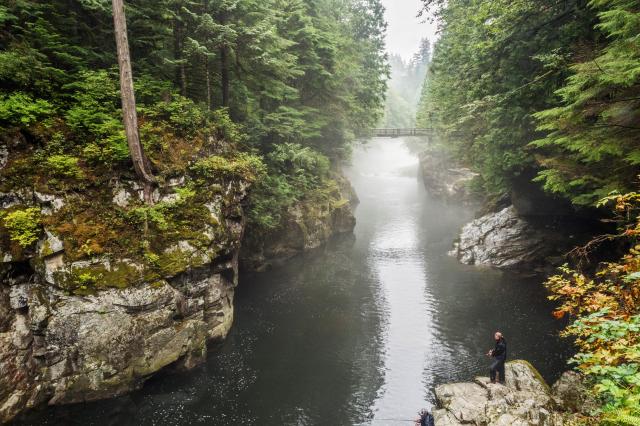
[19,139,571,426]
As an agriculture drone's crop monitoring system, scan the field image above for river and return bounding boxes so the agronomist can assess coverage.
[20,138,571,425]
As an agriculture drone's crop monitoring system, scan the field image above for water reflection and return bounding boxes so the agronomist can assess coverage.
[17,138,571,426]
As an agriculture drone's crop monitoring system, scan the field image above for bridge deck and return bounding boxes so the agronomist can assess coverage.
[370,128,432,137]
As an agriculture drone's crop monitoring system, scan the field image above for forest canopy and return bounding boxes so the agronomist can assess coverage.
[0,0,388,234]
[418,0,640,207]
[418,1,640,423]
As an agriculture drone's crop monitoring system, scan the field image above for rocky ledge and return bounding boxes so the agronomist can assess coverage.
[419,149,479,203]
[241,174,357,271]
[434,360,594,426]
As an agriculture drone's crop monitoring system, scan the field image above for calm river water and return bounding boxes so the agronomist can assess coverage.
[20,138,572,425]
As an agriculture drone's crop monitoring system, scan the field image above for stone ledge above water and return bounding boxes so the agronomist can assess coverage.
[434,360,593,426]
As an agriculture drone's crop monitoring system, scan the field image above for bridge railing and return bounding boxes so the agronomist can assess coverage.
[369,128,433,138]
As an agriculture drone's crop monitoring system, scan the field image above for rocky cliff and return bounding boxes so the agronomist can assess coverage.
[434,361,594,426]
[0,133,261,422]
[241,174,357,271]
[418,147,596,271]
[419,148,479,203]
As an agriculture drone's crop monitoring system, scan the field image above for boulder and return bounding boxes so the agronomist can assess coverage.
[434,360,564,426]
[0,255,239,423]
[449,206,563,270]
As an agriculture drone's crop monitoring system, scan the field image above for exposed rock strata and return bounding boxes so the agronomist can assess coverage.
[419,150,479,203]
[0,178,248,423]
[241,175,357,271]
[434,361,591,426]
[449,206,568,270]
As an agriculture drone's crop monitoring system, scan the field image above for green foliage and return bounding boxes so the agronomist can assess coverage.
[0,0,387,292]
[602,410,640,426]
[2,207,42,247]
[63,70,130,166]
[0,92,54,127]
[141,93,207,138]
[191,153,265,182]
[382,44,430,128]
[546,191,640,421]
[419,0,640,206]
[247,143,332,230]
[417,0,596,196]
[44,155,84,179]
[532,0,640,205]
[128,204,171,232]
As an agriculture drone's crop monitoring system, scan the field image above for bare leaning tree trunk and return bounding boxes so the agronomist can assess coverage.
[112,0,155,204]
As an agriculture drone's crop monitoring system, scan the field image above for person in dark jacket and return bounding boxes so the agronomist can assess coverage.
[487,331,507,384]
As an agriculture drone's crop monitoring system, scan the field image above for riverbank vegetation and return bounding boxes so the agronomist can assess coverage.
[0,0,387,281]
[547,194,640,425]
[418,0,640,422]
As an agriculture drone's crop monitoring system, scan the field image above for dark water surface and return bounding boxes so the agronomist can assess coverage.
[19,139,572,425]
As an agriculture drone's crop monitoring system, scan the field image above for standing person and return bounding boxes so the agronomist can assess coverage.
[487,331,507,384]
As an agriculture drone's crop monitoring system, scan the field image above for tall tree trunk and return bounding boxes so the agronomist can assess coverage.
[219,9,230,107]
[173,17,187,97]
[112,0,155,204]
[205,55,212,110]
[220,46,230,107]
[204,0,211,109]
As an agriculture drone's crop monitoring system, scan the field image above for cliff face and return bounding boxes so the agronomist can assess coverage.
[0,130,358,421]
[241,173,357,271]
[418,148,479,203]
[418,146,598,272]
[0,132,258,422]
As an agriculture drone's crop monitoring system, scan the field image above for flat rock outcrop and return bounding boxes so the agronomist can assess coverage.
[449,206,564,270]
[434,361,588,426]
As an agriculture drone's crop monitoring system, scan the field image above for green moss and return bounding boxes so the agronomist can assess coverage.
[59,261,144,295]
[155,248,195,278]
[191,153,265,182]
[331,198,349,209]
[2,207,41,248]
[40,239,54,257]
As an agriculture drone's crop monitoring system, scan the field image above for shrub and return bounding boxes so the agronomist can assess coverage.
[0,92,54,127]
[64,70,130,166]
[2,207,42,247]
[45,154,84,179]
[246,144,335,232]
[191,153,265,182]
[547,191,640,421]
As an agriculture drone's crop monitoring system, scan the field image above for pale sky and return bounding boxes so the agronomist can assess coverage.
[381,0,438,61]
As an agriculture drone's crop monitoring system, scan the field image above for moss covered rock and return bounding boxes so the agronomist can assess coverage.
[0,131,257,421]
[241,172,357,271]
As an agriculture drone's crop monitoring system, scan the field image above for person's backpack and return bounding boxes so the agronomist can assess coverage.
[418,410,435,426]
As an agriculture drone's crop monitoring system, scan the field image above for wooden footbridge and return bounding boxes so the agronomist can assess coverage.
[368,128,433,138]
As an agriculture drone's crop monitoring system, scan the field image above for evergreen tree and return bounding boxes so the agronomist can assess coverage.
[533,0,640,205]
